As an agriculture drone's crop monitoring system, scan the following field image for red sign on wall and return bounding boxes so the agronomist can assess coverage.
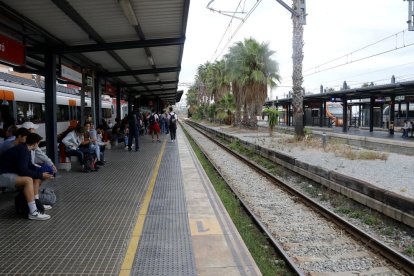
[0,34,25,66]
[105,84,116,96]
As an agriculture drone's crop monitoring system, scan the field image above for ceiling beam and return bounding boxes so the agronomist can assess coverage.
[106,66,180,77]
[122,80,178,88]
[28,37,185,54]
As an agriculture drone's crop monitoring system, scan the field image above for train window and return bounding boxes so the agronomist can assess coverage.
[102,108,111,119]
[57,105,69,122]
[16,101,45,124]
[311,109,319,117]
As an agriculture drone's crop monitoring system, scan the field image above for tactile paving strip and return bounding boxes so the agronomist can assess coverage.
[132,142,197,276]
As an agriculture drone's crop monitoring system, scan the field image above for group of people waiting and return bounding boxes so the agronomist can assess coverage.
[0,106,178,221]
[402,120,414,138]
[61,122,109,173]
[0,122,57,221]
[110,107,178,149]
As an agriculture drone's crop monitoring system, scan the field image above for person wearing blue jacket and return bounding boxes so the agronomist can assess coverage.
[0,133,54,220]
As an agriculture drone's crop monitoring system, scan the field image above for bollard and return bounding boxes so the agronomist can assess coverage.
[322,132,327,149]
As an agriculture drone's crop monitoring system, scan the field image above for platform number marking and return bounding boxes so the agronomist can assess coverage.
[196,221,210,233]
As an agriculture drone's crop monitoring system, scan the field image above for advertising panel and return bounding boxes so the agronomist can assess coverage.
[0,34,25,66]
[61,64,82,85]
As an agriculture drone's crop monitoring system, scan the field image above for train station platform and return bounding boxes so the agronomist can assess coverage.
[257,120,414,155]
[0,127,260,275]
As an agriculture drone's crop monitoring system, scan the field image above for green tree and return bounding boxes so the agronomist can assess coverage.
[186,85,199,117]
[206,60,230,103]
[195,62,210,105]
[264,106,279,136]
[216,92,236,125]
[225,37,280,128]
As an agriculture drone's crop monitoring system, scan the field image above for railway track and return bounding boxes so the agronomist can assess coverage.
[182,120,414,275]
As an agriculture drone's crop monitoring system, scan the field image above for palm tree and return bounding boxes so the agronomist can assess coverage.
[292,0,305,137]
[216,92,236,125]
[225,37,280,128]
[206,60,229,103]
[195,62,210,105]
[186,85,199,116]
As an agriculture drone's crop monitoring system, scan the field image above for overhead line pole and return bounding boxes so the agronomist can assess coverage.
[274,0,299,17]
[273,0,306,137]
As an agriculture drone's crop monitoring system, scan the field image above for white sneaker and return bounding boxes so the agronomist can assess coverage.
[43,205,52,210]
[28,210,51,220]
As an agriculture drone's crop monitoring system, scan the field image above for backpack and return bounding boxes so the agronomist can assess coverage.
[39,188,57,205]
[169,113,176,125]
[149,114,155,125]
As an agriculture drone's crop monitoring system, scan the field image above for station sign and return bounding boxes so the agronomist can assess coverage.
[61,64,82,85]
[330,97,342,102]
[0,34,25,66]
[105,84,116,96]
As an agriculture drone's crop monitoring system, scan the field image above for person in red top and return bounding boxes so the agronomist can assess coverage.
[148,109,161,142]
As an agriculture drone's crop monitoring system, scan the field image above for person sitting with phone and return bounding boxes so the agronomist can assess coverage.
[0,133,54,220]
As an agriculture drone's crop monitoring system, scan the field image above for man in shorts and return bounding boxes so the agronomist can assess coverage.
[0,133,54,220]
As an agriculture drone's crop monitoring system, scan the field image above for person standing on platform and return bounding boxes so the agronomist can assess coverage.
[168,107,177,142]
[148,109,161,142]
[127,109,141,151]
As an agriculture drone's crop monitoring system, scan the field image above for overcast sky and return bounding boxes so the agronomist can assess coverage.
[179,0,413,102]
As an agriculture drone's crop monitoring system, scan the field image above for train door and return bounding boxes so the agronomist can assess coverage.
[0,90,16,130]
[68,99,77,123]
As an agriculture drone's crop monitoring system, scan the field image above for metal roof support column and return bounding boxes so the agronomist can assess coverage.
[369,97,374,132]
[319,100,325,127]
[116,86,121,121]
[342,97,348,133]
[303,105,306,126]
[157,98,161,113]
[287,103,291,126]
[406,102,410,120]
[389,96,395,135]
[128,94,133,114]
[90,73,96,126]
[94,73,102,126]
[44,51,58,165]
[80,89,85,125]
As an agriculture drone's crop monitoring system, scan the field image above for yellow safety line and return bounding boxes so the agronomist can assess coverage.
[119,140,167,276]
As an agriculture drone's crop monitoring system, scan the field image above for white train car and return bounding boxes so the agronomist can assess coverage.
[0,80,112,138]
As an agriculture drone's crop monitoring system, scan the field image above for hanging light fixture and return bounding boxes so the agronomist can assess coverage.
[118,0,138,26]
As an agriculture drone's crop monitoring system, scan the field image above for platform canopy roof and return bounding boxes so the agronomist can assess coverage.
[0,0,190,104]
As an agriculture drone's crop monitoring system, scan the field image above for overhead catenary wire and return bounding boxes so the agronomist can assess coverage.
[208,0,263,62]
[279,29,414,83]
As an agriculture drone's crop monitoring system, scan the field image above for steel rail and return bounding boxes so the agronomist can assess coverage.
[183,121,305,275]
[184,120,414,275]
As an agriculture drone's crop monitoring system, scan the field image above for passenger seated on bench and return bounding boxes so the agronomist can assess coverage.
[84,122,103,166]
[0,133,54,220]
[96,125,109,164]
[0,127,30,156]
[62,125,93,172]
[111,117,124,145]
[22,122,58,175]
[0,124,17,147]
